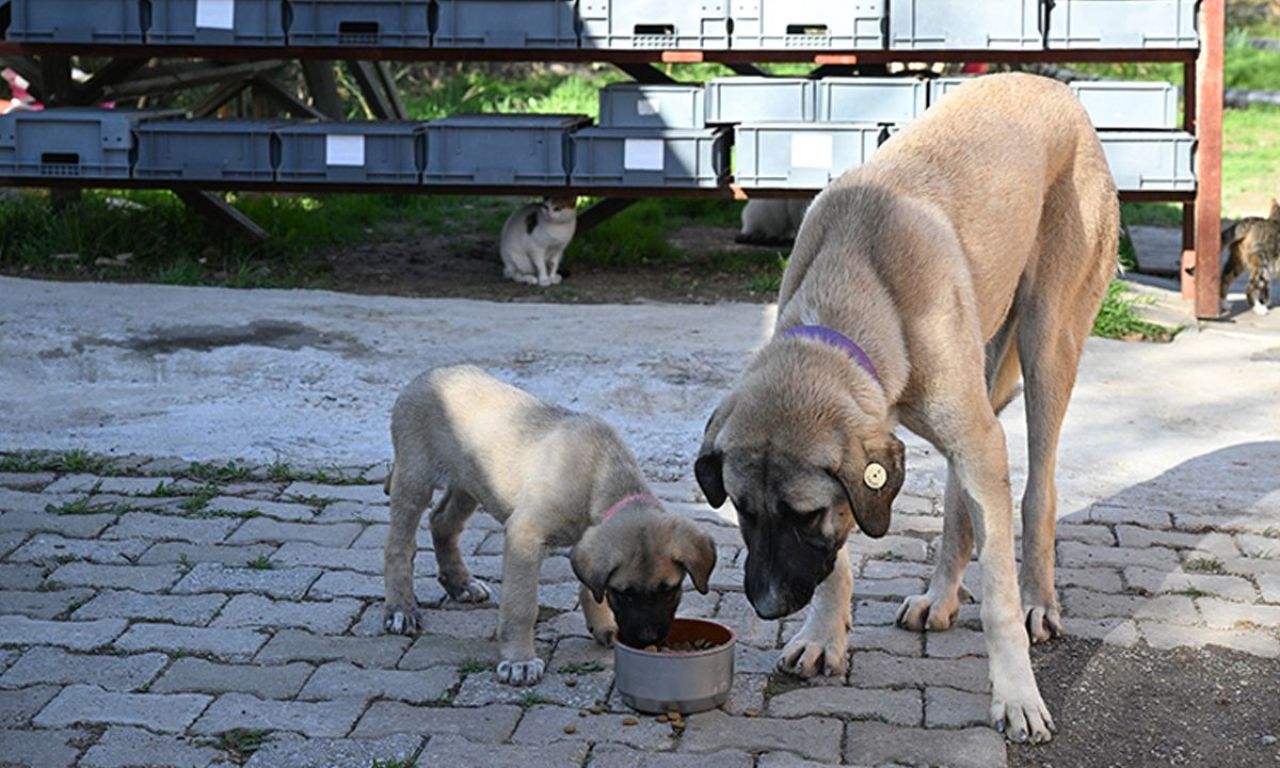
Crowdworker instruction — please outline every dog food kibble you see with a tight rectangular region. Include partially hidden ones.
[644,645,659,653]
[578,711,588,718]
[565,678,577,688]
[590,705,603,715]
[563,725,577,734]
[743,709,759,718]
[656,714,669,723]
[641,638,720,653]
[622,717,639,726]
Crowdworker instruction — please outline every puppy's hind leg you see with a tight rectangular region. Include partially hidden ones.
[384,466,434,635]
[431,489,490,603]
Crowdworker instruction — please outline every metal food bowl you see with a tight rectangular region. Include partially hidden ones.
[613,617,736,714]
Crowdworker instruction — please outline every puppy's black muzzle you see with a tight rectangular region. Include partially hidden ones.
[609,588,681,648]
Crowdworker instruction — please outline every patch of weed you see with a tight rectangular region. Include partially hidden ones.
[217,728,271,765]
[457,657,492,676]
[186,461,253,483]
[246,554,273,571]
[1092,280,1180,342]
[556,661,605,675]
[1185,558,1225,574]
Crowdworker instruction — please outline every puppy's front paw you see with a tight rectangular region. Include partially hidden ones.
[991,678,1055,744]
[588,621,616,647]
[897,590,960,632]
[777,625,848,678]
[383,605,422,635]
[496,658,545,686]
[442,577,492,604]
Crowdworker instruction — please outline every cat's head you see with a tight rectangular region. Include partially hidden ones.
[542,197,578,223]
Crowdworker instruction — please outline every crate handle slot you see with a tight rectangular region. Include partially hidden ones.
[786,24,829,36]
[41,152,80,165]
[634,24,675,36]
[339,21,380,35]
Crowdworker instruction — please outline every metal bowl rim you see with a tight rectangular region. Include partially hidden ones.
[614,617,737,659]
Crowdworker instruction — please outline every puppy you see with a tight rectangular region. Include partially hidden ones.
[383,365,716,686]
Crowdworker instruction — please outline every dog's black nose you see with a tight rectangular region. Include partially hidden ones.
[748,586,797,620]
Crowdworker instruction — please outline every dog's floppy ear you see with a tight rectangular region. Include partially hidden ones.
[694,400,734,508]
[570,526,617,603]
[671,518,717,594]
[832,433,905,538]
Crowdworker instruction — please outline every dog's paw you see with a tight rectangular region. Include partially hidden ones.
[496,658,545,687]
[896,591,960,632]
[442,577,492,604]
[588,622,616,647]
[383,606,422,635]
[549,273,563,285]
[1253,303,1270,316]
[991,679,1055,744]
[777,628,848,678]
[1023,603,1065,644]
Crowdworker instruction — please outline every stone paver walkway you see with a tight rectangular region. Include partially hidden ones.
[1,450,1277,767]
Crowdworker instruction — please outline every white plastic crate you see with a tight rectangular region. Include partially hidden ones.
[570,127,728,187]
[1069,81,1180,129]
[888,0,1044,50]
[135,120,277,182]
[598,84,706,130]
[730,0,886,50]
[148,0,286,45]
[735,123,885,188]
[433,0,578,48]
[1098,131,1195,192]
[816,77,928,124]
[580,0,730,50]
[704,77,817,124]
[277,122,426,184]
[1047,0,1198,49]
[423,114,589,185]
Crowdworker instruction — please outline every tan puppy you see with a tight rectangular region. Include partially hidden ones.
[695,73,1118,742]
[383,365,716,686]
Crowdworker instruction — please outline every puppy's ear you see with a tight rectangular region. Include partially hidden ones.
[833,433,905,539]
[570,526,616,604]
[671,518,717,594]
[694,399,734,508]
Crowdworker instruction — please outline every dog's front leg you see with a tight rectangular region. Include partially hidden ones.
[777,544,852,678]
[495,517,546,686]
[580,585,616,646]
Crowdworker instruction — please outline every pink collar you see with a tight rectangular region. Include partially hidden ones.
[603,493,660,521]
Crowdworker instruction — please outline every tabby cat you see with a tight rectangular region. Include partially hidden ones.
[1221,198,1280,315]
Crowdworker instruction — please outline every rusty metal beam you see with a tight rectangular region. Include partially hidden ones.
[1193,0,1224,319]
[250,76,326,119]
[301,60,344,119]
[576,198,639,234]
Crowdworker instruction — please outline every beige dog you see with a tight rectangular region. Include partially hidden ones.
[695,73,1117,742]
[383,365,716,685]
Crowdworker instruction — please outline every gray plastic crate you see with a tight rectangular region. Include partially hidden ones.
[8,0,143,43]
[580,0,730,49]
[731,0,886,50]
[927,76,974,105]
[1098,131,1195,192]
[1069,81,1179,129]
[148,0,286,45]
[277,122,426,184]
[888,0,1043,50]
[288,0,430,47]
[135,120,276,182]
[735,123,885,187]
[598,84,706,129]
[0,109,161,179]
[424,114,589,185]
[434,0,577,48]
[816,77,928,123]
[1048,0,1197,49]
[705,77,817,124]
[571,127,728,187]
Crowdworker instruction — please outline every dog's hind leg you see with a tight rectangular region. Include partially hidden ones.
[431,489,490,603]
[383,465,435,635]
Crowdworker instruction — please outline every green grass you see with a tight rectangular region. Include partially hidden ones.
[216,728,271,765]
[1092,280,1179,342]
[266,460,370,486]
[1185,557,1225,574]
[246,554,273,571]
[457,657,492,676]
[186,461,253,483]
[1224,105,1280,216]
[45,494,131,516]
[371,760,417,768]
[0,449,114,475]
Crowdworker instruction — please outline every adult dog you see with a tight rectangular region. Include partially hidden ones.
[694,73,1117,742]
[384,365,716,686]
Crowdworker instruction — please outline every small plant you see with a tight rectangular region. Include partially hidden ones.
[1185,557,1225,574]
[186,460,253,483]
[57,449,113,475]
[877,550,905,562]
[178,485,220,516]
[177,552,193,575]
[45,495,128,516]
[518,692,547,708]
[217,728,271,765]
[246,554,273,571]
[53,554,80,564]
[143,481,184,498]
[457,657,491,676]
[0,453,44,472]
[1172,586,1209,599]
[372,760,417,768]
[1092,280,1180,342]
[556,661,604,675]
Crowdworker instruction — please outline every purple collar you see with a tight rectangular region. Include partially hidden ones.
[783,324,879,382]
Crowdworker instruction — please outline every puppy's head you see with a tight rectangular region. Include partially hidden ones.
[693,345,904,619]
[571,505,716,648]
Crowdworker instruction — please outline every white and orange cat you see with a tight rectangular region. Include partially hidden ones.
[499,197,577,287]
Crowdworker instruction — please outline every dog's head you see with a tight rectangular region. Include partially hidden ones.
[570,505,716,647]
[693,345,904,619]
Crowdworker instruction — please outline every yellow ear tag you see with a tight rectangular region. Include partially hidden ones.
[863,462,887,490]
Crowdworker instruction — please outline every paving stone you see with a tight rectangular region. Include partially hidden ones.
[48,562,182,592]
[312,501,391,525]
[297,660,454,704]
[1173,513,1277,535]
[421,734,586,768]
[49,476,180,497]
[890,514,945,534]
[0,649,18,673]
[453,669,609,708]
[0,683,60,726]
[306,570,445,606]
[255,629,409,668]
[136,543,277,569]
[0,647,166,691]
[212,594,361,635]
[1057,541,1180,570]
[115,622,268,662]
[757,752,858,768]
[0,472,56,491]
[721,672,767,716]
[0,487,74,514]
[536,610,596,644]
[1237,534,1280,559]
[862,560,933,579]
[0,530,29,558]
[415,607,499,640]
[34,684,211,733]
[42,474,109,494]
[0,510,117,538]
[1116,525,1239,556]
[0,616,127,650]
[679,708,842,763]
[271,542,381,572]
[1138,621,1280,657]
[1084,505,1172,527]
[349,524,389,549]
[513,704,675,750]
[1058,566,1123,593]
[592,744,751,768]
[226,518,359,546]
[242,733,424,768]
[0,588,95,619]
[0,727,83,768]
[399,634,502,670]
[1197,597,1280,629]
[734,643,786,675]
[716,592,780,648]
[217,480,287,499]
[857,577,927,600]
[848,651,990,693]
[172,563,322,600]
[0,563,47,590]
[1125,567,1257,601]
[1220,556,1280,578]
[72,589,228,625]
[281,482,387,504]
[192,693,366,738]
[854,599,903,627]
[103,512,240,545]
[352,701,521,742]
[924,627,987,658]
[925,686,990,728]
[151,658,313,699]
[768,685,922,725]
[1065,617,1140,646]
[206,496,316,522]
[8,533,150,564]
[846,535,930,562]
[1055,523,1116,546]
[1061,588,1199,625]
[843,722,1007,768]
[79,726,222,768]
[1259,574,1280,603]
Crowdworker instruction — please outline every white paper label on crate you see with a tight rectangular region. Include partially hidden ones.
[195,0,235,30]
[325,135,365,167]
[636,98,661,117]
[624,139,665,171]
[791,134,833,168]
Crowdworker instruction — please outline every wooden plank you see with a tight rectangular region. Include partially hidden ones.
[576,198,638,233]
[174,190,269,243]
[613,62,677,85]
[191,77,253,118]
[249,76,326,119]
[346,59,396,119]
[75,58,148,105]
[99,60,284,101]
[374,61,408,120]
[1193,0,1224,319]
[1180,59,1197,301]
[301,60,344,119]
